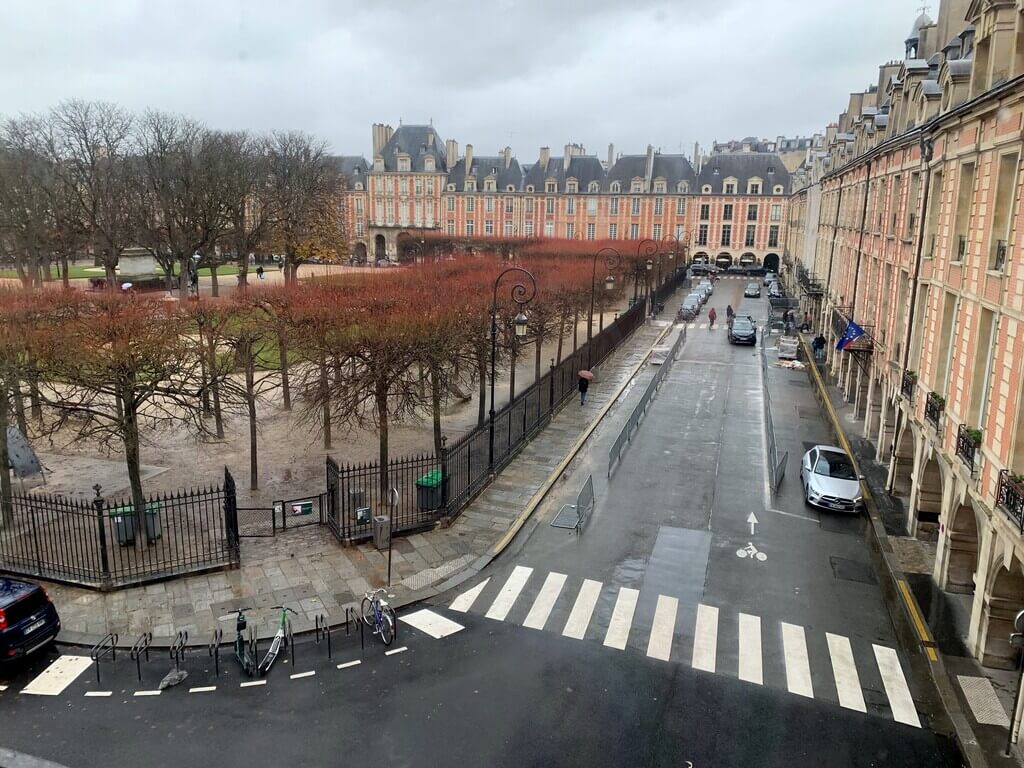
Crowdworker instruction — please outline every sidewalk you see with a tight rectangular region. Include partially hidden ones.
[805,337,1021,768]
[47,311,675,648]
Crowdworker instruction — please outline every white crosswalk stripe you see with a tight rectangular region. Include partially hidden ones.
[450,577,490,613]
[646,595,677,661]
[737,613,763,685]
[563,579,602,639]
[485,566,532,621]
[21,656,92,696]
[523,572,567,630]
[604,588,640,650]
[827,632,866,713]
[873,644,921,728]
[781,622,813,698]
[692,603,718,672]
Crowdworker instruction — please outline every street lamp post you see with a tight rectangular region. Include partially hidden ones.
[645,258,654,314]
[488,266,537,474]
[636,239,658,312]
[588,247,621,368]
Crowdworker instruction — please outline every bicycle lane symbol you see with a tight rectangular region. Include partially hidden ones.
[735,542,767,562]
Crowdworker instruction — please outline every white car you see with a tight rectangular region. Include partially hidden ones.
[800,445,863,512]
[697,279,714,295]
[763,271,778,286]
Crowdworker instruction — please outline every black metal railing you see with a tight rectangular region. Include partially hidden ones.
[326,297,650,544]
[925,392,945,431]
[0,472,239,590]
[956,235,967,262]
[993,239,1008,272]
[901,370,917,401]
[997,470,1024,531]
[956,424,982,474]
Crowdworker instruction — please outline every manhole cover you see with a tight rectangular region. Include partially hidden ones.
[829,556,878,585]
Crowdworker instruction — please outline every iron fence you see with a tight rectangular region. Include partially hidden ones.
[997,470,1024,532]
[326,298,649,544]
[0,470,240,590]
[760,339,787,493]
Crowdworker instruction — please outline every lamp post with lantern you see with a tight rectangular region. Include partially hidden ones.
[587,247,622,368]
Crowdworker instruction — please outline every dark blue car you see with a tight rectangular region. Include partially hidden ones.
[0,577,61,662]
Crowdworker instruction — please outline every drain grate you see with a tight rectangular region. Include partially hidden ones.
[551,504,581,530]
[829,556,878,585]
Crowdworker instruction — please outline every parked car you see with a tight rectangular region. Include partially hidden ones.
[678,295,702,321]
[697,278,714,296]
[768,283,785,299]
[743,282,761,298]
[800,446,863,512]
[728,315,757,345]
[763,271,778,286]
[690,263,719,277]
[695,285,712,302]
[0,577,61,663]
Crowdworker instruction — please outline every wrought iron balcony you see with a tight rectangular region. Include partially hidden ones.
[924,392,944,431]
[956,235,967,262]
[993,240,1008,272]
[901,370,917,401]
[997,470,1024,531]
[956,423,982,474]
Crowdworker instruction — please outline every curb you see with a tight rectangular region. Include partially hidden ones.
[800,336,987,768]
[56,319,677,652]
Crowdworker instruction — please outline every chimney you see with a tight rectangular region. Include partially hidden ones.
[465,143,474,174]
[607,143,615,169]
[503,146,512,169]
[644,144,655,191]
[539,146,550,172]
[446,139,458,169]
[564,143,572,172]
[384,124,394,145]
[372,123,383,157]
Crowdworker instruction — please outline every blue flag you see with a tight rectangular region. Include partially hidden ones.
[836,320,865,351]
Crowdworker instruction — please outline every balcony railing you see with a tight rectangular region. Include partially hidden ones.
[992,240,1008,272]
[901,370,917,401]
[998,470,1024,531]
[956,235,967,262]
[924,392,945,432]
[956,423,982,474]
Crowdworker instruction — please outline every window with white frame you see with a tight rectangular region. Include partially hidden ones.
[466,220,474,235]
[724,182,736,194]
[747,204,758,221]
[546,197,555,215]
[414,201,423,225]
[697,224,708,245]
[525,197,535,213]
[676,198,685,216]
[385,200,394,224]
[588,182,599,193]
[768,225,779,247]
[745,225,756,246]
[447,183,455,191]
[609,223,618,239]
[447,221,455,235]
[525,220,534,236]
[504,197,513,213]
[747,178,762,194]
[466,179,476,192]
[355,198,363,214]
[566,180,578,193]
[446,196,455,212]
[629,223,640,238]
[425,158,435,173]
[504,220,514,236]
[631,197,641,215]
[773,185,784,194]
[587,223,596,240]
[545,181,557,193]
[653,224,662,240]
[399,177,408,194]
[675,224,684,238]
[485,220,494,235]
[654,197,664,215]
[770,204,781,222]
[699,203,710,220]
[544,221,554,236]
[355,222,364,236]
[466,196,475,213]
[566,223,575,238]
[587,197,597,215]
[398,157,410,172]
[654,180,666,193]
[385,177,394,194]
[415,178,423,196]
[677,181,689,193]
[484,179,496,191]
[723,204,733,221]
[702,184,711,193]
[485,196,494,213]
[721,224,732,246]
[567,197,576,214]
[610,181,621,193]
[526,185,535,192]
[631,179,643,192]
[610,197,620,215]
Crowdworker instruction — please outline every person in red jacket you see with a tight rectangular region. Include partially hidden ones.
[708,307,717,328]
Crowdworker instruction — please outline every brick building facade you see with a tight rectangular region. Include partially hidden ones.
[785,0,1024,674]
[336,123,791,272]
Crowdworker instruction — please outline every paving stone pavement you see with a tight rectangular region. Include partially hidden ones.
[46,314,673,647]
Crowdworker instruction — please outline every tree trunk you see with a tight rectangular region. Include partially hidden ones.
[27,365,42,423]
[245,352,258,490]
[199,335,212,416]
[60,253,70,289]
[0,379,12,525]
[476,347,487,427]
[206,333,224,438]
[320,359,331,450]
[376,379,390,497]
[121,391,147,543]
[178,255,189,300]
[237,249,248,287]
[430,363,444,458]
[104,261,117,289]
[12,382,28,438]
[210,265,220,297]
[279,329,291,410]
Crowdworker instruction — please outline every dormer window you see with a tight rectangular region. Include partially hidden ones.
[424,157,435,172]
[354,182,364,191]
[398,157,410,172]
[677,181,689,193]
[465,180,476,192]
[588,181,599,193]
[506,185,516,192]
[566,180,578,193]
[374,158,384,171]
[610,181,621,193]
[702,184,712,193]
[630,179,643,193]
[773,185,784,194]
[653,180,667,193]
[447,183,455,191]
[724,182,736,194]
[545,181,557,193]
[485,179,496,191]
[526,185,535,193]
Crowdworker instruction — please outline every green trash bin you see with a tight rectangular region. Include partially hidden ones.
[415,469,447,511]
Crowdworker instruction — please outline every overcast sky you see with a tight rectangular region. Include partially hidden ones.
[2,0,921,160]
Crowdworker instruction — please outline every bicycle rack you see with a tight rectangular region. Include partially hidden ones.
[89,632,118,685]
[209,629,223,677]
[129,632,153,682]
[170,630,188,672]
[315,614,332,660]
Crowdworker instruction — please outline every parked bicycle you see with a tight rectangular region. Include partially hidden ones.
[258,605,297,675]
[218,608,257,677]
[360,588,397,647]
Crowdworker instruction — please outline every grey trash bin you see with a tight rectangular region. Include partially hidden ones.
[144,501,162,541]
[372,515,391,551]
[111,506,136,546]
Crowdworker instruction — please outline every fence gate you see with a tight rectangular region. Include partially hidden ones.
[236,506,276,537]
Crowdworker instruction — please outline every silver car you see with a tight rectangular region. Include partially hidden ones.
[800,445,863,512]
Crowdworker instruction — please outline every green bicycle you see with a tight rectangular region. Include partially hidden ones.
[258,605,297,675]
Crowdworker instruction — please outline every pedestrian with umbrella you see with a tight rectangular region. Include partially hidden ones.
[578,370,593,406]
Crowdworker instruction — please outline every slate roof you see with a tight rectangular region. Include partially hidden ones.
[947,59,972,77]
[332,155,370,188]
[377,125,447,172]
[603,153,697,192]
[921,79,942,97]
[696,154,791,195]
[563,156,606,191]
[446,155,524,191]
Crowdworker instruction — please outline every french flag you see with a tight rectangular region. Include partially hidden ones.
[836,320,865,351]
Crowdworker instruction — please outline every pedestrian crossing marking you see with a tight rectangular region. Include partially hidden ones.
[384,646,408,656]
[290,671,315,680]
[604,588,640,650]
[134,690,161,697]
[189,686,216,693]
[240,680,266,688]
[400,608,465,639]
[83,691,111,697]
[485,566,532,621]
[21,655,92,696]
[781,622,813,698]
[827,632,866,713]
[738,613,763,685]
[523,572,567,630]
[337,660,361,670]
[873,644,920,728]
[692,604,718,672]
[563,579,602,640]
[646,595,678,661]
[450,578,490,613]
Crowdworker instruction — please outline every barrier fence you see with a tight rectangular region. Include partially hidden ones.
[608,323,688,476]
[327,298,649,544]
[760,340,788,493]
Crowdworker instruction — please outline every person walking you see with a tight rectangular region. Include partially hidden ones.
[812,334,827,361]
[726,305,734,329]
[708,307,717,329]
[578,374,590,406]
[256,265,265,280]
[801,311,812,333]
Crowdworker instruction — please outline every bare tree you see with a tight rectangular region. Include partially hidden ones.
[218,132,274,288]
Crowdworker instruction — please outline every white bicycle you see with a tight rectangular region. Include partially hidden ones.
[736,543,767,561]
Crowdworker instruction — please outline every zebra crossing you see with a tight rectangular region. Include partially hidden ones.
[449,565,923,728]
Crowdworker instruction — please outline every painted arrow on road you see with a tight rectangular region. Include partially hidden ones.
[747,512,759,536]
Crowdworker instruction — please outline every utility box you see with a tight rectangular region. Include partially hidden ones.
[372,515,391,551]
